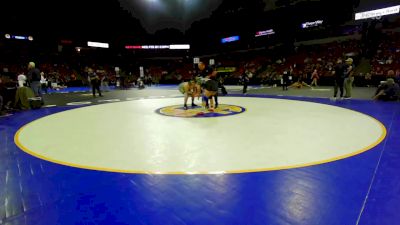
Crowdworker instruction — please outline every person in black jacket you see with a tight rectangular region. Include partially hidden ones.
[88,68,102,97]
[0,76,14,115]
[27,62,42,98]
[332,59,346,99]
[241,71,250,94]
[282,70,290,91]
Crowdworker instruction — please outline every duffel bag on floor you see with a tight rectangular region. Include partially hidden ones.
[28,97,43,109]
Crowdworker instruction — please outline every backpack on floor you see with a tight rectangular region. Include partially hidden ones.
[28,97,42,109]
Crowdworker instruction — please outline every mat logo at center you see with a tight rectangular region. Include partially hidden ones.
[156,104,246,118]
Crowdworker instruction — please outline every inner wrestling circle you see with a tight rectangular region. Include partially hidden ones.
[156,104,246,118]
[15,97,386,174]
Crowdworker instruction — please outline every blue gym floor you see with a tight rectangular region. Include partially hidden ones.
[0,94,399,225]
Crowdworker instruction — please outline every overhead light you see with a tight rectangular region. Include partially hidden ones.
[4,34,34,40]
[255,29,275,37]
[301,20,324,29]
[221,36,240,44]
[14,36,27,40]
[125,45,142,49]
[355,5,400,20]
[169,44,190,50]
[125,44,190,50]
[87,41,109,48]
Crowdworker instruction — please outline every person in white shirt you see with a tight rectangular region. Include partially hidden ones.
[18,74,27,87]
[40,72,48,94]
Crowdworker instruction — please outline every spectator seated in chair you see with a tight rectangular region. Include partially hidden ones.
[373,78,400,101]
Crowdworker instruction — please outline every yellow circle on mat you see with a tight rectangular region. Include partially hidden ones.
[15,97,386,174]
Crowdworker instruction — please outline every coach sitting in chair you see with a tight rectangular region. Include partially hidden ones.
[373,78,400,101]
